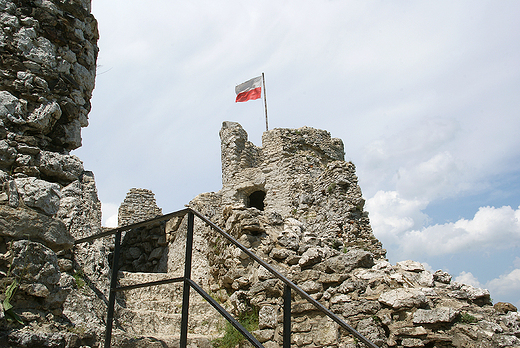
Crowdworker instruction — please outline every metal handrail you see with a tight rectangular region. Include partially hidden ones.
[74,207,379,348]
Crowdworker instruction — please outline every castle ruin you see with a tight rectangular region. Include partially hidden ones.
[0,1,519,347]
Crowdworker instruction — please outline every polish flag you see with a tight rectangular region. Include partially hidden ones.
[235,76,262,102]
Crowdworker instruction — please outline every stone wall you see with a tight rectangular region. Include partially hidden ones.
[0,1,109,347]
[118,188,167,273]
[219,121,384,258]
[118,188,162,227]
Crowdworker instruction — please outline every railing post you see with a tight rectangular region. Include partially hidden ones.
[283,284,291,348]
[180,211,195,348]
[104,230,122,348]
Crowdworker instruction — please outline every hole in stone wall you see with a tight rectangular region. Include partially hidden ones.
[248,190,266,211]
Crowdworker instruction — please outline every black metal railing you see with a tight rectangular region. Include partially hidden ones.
[74,207,379,348]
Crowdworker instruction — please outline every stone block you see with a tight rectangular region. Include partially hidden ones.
[378,288,428,309]
[0,205,73,251]
[413,307,458,324]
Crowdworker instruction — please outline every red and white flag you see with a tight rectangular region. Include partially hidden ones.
[235,76,262,102]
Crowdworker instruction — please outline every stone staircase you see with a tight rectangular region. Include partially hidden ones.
[113,272,225,347]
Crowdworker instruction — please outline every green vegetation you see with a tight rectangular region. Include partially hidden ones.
[212,308,259,348]
[458,313,477,324]
[327,183,336,194]
[3,278,23,324]
[73,269,86,289]
[2,241,23,325]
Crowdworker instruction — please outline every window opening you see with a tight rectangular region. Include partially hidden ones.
[248,191,266,211]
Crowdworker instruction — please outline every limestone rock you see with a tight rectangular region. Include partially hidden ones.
[396,260,425,272]
[494,302,517,314]
[378,288,428,309]
[11,240,61,287]
[0,205,73,250]
[14,176,61,215]
[258,305,278,329]
[39,151,84,183]
[413,307,459,324]
[318,248,374,273]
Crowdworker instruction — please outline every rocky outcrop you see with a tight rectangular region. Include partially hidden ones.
[0,1,107,347]
[0,0,98,155]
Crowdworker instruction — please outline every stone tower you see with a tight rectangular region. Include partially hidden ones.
[217,121,385,258]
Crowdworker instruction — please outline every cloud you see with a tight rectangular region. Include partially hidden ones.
[368,191,520,259]
[486,268,520,306]
[401,205,520,257]
[366,191,429,244]
[455,271,482,288]
[397,151,470,201]
[101,202,119,228]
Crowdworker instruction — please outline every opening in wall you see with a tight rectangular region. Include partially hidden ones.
[248,190,266,211]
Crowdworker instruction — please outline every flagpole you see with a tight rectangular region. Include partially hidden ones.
[262,72,268,131]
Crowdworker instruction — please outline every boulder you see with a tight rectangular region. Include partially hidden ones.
[0,205,74,251]
[378,288,428,309]
[396,260,425,272]
[14,176,61,215]
[39,151,84,183]
[494,302,518,314]
[413,307,459,324]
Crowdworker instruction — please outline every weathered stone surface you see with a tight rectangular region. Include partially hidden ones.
[413,307,459,324]
[118,188,162,226]
[0,139,17,167]
[378,288,428,309]
[397,260,425,272]
[448,282,491,303]
[14,176,61,215]
[0,205,73,250]
[318,248,374,273]
[11,240,60,286]
[259,305,278,329]
[356,317,388,347]
[298,246,322,268]
[494,302,518,314]
[39,151,84,183]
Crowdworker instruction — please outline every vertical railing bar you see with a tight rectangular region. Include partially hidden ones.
[187,279,264,348]
[104,230,122,348]
[180,211,195,348]
[283,284,291,348]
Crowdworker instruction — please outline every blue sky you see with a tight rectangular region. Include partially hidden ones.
[75,0,520,307]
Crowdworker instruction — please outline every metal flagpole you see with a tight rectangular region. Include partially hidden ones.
[262,72,268,131]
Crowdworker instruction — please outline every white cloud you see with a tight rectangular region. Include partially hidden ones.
[366,191,429,245]
[368,192,520,259]
[514,257,520,269]
[486,269,520,306]
[397,151,470,201]
[101,202,119,228]
[400,205,520,257]
[455,271,483,288]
